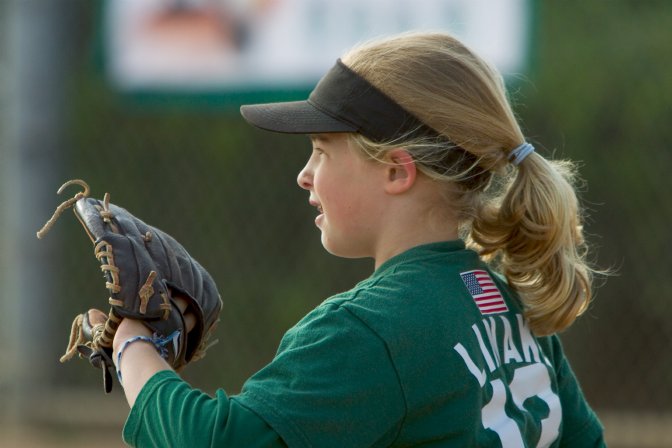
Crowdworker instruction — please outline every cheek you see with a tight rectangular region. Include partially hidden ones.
[314,160,379,223]
[313,171,338,204]
[323,185,370,229]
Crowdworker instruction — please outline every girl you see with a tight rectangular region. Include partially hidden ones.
[114,32,605,447]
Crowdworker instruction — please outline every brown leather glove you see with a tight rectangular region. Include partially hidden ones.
[38,180,223,392]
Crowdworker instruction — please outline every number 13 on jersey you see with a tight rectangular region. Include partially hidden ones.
[454,314,562,447]
[481,363,561,447]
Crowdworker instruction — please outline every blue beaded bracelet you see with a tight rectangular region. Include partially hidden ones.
[116,330,181,384]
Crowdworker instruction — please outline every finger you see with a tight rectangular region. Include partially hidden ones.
[82,308,111,345]
[173,294,189,313]
[184,312,196,333]
[86,308,108,326]
[172,294,196,333]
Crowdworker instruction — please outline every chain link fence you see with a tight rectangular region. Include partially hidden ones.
[2,0,671,446]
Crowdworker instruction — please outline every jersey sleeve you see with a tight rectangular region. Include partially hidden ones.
[234,302,407,448]
[123,370,288,447]
[545,335,606,447]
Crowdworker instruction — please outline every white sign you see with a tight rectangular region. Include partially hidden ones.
[105,0,531,91]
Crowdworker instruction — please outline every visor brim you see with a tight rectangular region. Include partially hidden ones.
[240,101,357,135]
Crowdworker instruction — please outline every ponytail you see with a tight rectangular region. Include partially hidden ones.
[470,152,592,335]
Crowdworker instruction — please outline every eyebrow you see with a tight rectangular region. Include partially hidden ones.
[308,133,330,143]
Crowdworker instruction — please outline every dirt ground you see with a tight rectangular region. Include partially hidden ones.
[3,425,125,448]
[2,409,672,447]
[2,389,129,448]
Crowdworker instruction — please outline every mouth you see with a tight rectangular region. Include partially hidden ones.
[309,199,323,214]
[309,199,324,226]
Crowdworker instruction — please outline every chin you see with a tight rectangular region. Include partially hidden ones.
[320,234,370,260]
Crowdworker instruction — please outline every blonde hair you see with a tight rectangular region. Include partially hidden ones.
[342,32,595,336]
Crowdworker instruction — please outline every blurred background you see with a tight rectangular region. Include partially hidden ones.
[1,0,670,446]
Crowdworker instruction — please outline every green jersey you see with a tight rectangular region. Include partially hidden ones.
[123,241,604,447]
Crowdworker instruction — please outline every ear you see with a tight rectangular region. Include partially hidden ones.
[384,149,417,195]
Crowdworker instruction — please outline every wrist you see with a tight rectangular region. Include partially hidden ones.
[113,318,152,353]
[114,331,180,384]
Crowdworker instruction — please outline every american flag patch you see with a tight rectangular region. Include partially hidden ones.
[460,270,509,315]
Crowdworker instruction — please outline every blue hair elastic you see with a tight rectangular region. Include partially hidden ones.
[509,142,535,166]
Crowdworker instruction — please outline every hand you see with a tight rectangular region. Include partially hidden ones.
[110,293,200,407]
[112,293,197,354]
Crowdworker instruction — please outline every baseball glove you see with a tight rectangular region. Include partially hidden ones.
[37,179,222,393]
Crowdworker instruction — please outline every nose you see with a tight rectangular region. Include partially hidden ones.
[297,163,313,191]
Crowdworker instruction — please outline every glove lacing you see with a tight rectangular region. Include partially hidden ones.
[37,179,125,359]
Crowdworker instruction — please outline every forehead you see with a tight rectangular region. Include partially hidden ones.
[309,133,330,143]
[308,133,350,144]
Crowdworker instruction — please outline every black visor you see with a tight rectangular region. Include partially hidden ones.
[240,59,438,143]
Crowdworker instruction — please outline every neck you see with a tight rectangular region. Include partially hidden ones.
[373,213,459,270]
